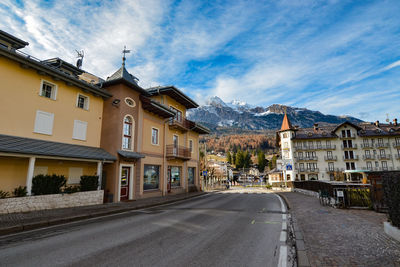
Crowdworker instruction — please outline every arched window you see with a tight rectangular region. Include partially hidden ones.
[122,116,134,150]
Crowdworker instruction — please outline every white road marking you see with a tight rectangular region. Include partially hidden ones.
[282,214,287,221]
[278,245,288,267]
[280,231,287,242]
[282,222,287,230]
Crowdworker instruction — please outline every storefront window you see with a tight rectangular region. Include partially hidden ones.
[169,166,181,187]
[143,165,160,190]
[188,167,195,185]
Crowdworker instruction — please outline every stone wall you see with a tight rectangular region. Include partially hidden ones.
[0,190,104,214]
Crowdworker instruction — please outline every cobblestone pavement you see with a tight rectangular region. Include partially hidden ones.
[281,192,400,267]
[0,191,205,235]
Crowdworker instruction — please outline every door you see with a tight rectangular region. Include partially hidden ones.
[120,167,130,201]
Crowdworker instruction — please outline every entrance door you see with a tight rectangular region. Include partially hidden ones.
[120,167,130,201]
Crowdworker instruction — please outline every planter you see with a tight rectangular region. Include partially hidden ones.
[384,222,400,243]
[0,190,104,214]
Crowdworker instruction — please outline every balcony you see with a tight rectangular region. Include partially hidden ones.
[295,156,318,161]
[340,133,356,139]
[375,143,389,148]
[295,144,336,151]
[341,144,358,149]
[343,155,359,161]
[168,117,192,132]
[166,145,191,160]
[377,154,391,160]
[395,154,400,160]
[297,168,319,173]
[361,143,374,149]
[360,166,394,171]
[324,155,337,161]
[393,142,400,148]
[362,154,376,160]
[325,167,343,172]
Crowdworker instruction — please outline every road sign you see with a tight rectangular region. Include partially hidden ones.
[203,171,207,176]
[337,190,344,197]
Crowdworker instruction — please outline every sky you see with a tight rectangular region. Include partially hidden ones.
[1,0,400,122]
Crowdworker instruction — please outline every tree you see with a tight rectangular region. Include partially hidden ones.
[257,152,267,172]
[235,150,244,168]
[268,155,277,170]
[227,152,232,164]
[243,151,252,168]
[232,152,236,166]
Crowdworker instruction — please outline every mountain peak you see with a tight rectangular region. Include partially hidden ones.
[206,96,227,107]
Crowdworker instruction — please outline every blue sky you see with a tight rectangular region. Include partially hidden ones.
[1,0,400,122]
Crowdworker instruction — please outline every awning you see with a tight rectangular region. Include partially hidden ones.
[117,150,145,159]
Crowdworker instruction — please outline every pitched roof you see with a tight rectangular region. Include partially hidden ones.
[146,86,199,109]
[0,29,29,49]
[101,65,150,96]
[0,134,116,161]
[280,113,293,131]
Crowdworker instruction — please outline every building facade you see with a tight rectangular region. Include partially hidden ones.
[278,113,400,182]
[0,30,115,194]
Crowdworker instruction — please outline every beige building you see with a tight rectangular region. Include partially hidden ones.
[0,30,115,194]
[278,113,400,182]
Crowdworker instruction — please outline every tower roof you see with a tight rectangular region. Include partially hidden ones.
[280,112,293,131]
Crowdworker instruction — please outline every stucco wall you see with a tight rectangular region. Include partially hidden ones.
[0,190,104,214]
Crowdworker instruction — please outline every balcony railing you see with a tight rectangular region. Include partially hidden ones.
[297,168,319,173]
[340,133,356,139]
[393,142,400,148]
[295,144,336,150]
[166,145,191,160]
[375,143,389,148]
[362,154,376,160]
[377,154,391,160]
[324,155,337,161]
[361,143,374,149]
[341,144,358,149]
[295,156,318,161]
[325,167,343,172]
[343,155,359,160]
[360,166,394,171]
[168,117,192,132]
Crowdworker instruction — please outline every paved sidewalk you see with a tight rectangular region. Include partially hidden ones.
[0,191,206,236]
[280,192,400,267]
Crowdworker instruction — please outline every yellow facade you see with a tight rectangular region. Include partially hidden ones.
[0,57,103,147]
[141,112,165,155]
[0,156,28,192]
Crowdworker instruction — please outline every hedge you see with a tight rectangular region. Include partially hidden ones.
[32,174,66,195]
[382,172,400,228]
[80,175,99,191]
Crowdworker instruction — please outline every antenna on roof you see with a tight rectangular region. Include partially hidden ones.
[122,45,131,67]
[386,113,390,123]
[75,50,84,69]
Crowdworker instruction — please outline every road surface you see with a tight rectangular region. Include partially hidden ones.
[0,190,287,267]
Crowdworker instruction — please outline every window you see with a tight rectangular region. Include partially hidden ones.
[143,165,160,190]
[169,166,181,187]
[68,167,83,184]
[328,162,334,171]
[76,94,89,110]
[377,138,383,146]
[344,150,354,159]
[379,149,385,156]
[122,116,133,150]
[34,110,54,135]
[346,130,351,137]
[283,133,288,138]
[151,128,159,145]
[173,135,178,155]
[188,167,195,185]
[189,139,193,153]
[298,152,303,159]
[316,141,321,149]
[299,163,304,171]
[341,130,346,138]
[124,97,136,107]
[366,161,372,170]
[326,140,331,148]
[170,106,182,122]
[308,141,313,149]
[327,151,332,159]
[346,162,356,170]
[382,161,388,171]
[396,138,400,146]
[72,120,88,140]
[343,140,353,148]
[40,80,57,100]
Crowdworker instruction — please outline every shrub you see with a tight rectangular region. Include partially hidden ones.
[80,175,99,191]
[32,174,66,195]
[13,186,27,197]
[63,185,80,194]
[0,190,10,199]
[382,173,400,228]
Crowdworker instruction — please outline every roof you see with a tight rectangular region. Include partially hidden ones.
[280,113,294,131]
[117,150,145,159]
[42,57,84,76]
[0,134,116,161]
[190,121,211,134]
[146,86,199,109]
[332,121,362,132]
[101,65,150,96]
[0,46,112,98]
[140,95,176,118]
[0,30,29,49]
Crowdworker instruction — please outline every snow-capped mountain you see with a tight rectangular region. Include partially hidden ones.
[187,96,362,132]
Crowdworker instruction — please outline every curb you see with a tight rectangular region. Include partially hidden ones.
[276,192,311,267]
[0,192,207,236]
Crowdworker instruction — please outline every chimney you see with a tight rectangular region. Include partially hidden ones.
[394,118,398,126]
[375,120,379,127]
[313,123,319,132]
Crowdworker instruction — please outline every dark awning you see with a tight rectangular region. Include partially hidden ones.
[0,134,116,161]
[118,150,145,159]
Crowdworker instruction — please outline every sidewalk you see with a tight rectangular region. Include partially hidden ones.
[280,192,400,267]
[0,191,206,236]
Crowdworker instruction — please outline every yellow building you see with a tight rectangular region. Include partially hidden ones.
[0,30,115,194]
[100,63,210,202]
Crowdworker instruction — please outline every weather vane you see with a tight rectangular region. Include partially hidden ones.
[122,46,131,66]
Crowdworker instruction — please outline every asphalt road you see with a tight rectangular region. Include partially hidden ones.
[0,191,286,267]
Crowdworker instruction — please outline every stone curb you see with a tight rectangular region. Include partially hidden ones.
[0,192,207,236]
[276,192,311,267]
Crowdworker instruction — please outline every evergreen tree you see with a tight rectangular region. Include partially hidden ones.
[257,152,267,172]
[227,152,232,164]
[235,150,244,168]
[232,152,236,166]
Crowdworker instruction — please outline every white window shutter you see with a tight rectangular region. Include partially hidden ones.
[34,111,54,135]
[68,167,83,184]
[72,120,88,141]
